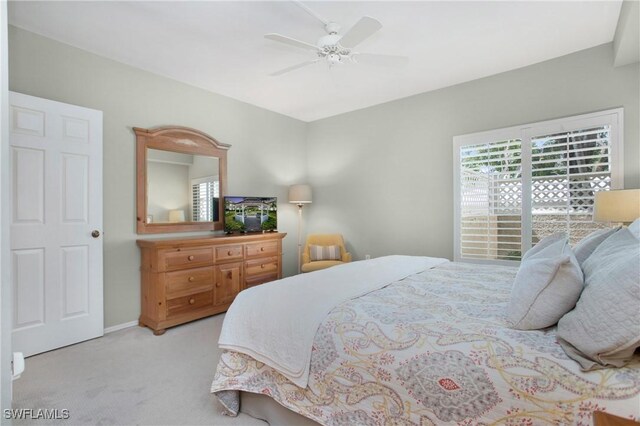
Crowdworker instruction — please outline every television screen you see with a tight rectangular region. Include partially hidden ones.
[224,196,277,233]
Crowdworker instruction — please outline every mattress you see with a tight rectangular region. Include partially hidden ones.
[211,262,640,425]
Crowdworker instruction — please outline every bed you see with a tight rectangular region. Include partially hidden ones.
[211,259,640,425]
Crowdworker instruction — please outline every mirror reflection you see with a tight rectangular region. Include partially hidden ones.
[146,148,219,224]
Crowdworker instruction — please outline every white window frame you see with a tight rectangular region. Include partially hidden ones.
[453,108,624,265]
[191,175,219,222]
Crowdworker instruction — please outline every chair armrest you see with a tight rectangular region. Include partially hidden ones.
[302,253,311,264]
[342,252,352,263]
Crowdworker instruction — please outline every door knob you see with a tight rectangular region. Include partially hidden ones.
[91,230,101,238]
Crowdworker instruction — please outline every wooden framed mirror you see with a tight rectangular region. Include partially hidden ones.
[135,126,230,234]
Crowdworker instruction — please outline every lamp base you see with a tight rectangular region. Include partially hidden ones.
[297,204,303,274]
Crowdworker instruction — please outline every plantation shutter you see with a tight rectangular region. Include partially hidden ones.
[454,109,622,264]
[192,179,219,222]
[459,139,523,261]
[530,125,613,246]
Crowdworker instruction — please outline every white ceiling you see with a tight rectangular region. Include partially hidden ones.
[9,1,622,122]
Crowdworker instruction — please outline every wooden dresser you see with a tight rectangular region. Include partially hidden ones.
[137,232,286,335]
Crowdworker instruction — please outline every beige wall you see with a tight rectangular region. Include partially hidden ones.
[147,162,190,223]
[8,26,308,328]
[8,26,639,329]
[305,43,639,261]
[190,155,219,180]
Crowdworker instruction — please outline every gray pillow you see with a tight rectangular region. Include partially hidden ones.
[628,218,640,239]
[573,227,620,266]
[523,233,566,261]
[507,237,584,330]
[557,228,640,370]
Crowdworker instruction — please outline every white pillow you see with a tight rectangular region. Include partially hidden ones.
[557,228,640,370]
[573,227,619,266]
[309,244,342,261]
[507,236,584,330]
[522,233,565,261]
[628,218,640,239]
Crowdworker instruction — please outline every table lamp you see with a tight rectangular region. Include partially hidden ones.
[168,210,186,223]
[594,189,640,225]
[289,184,312,273]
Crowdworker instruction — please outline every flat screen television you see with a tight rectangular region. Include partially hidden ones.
[224,196,277,233]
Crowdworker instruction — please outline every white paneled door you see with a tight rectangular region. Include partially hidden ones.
[10,92,103,357]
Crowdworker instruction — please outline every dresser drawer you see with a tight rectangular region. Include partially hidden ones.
[162,247,214,271]
[245,256,278,277]
[165,267,214,298]
[137,233,286,335]
[245,272,278,288]
[215,244,243,262]
[245,241,278,259]
[166,290,214,318]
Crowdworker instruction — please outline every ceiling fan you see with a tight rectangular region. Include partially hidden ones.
[265,1,409,76]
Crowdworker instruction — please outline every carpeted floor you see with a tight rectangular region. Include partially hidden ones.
[12,314,266,425]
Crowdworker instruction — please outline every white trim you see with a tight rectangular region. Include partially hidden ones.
[453,108,624,265]
[0,0,12,410]
[520,131,533,257]
[191,175,217,186]
[104,321,138,334]
[611,109,624,190]
[453,126,521,265]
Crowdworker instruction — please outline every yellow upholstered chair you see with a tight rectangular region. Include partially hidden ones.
[301,234,352,273]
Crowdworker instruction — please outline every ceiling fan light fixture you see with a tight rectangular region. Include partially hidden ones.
[265,3,407,76]
[318,34,341,48]
[324,22,341,35]
[327,53,342,65]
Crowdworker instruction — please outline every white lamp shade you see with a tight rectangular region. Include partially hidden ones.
[288,184,312,204]
[168,209,186,223]
[594,189,640,223]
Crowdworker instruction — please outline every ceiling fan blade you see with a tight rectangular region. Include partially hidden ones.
[352,53,409,67]
[293,0,329,26]
[270,59,320,76]
[265,33,318,51]
[339,16,382,48]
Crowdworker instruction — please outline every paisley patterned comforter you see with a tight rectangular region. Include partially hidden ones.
[211,262,640,425]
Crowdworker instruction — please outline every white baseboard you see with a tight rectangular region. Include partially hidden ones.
[104,320,138,334]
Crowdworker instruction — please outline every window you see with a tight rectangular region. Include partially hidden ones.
[192,177,219,222]
[454,109,623,264]
[459,138,523,261]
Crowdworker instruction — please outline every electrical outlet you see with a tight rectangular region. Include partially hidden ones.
[365,254,371,260]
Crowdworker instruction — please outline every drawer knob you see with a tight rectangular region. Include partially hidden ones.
[226,271,232,280]
[261,264,265,269]
[227,250,233,256]
[215,282,221,288]
[187,255,195,261]
[188,276,195,282]
[260,247,265,252]
[189,298,195,305]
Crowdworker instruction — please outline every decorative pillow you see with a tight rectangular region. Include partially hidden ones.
[557,228,640,370]
[628,218,640,239]
[573,227,620,266]
[522,233,565,261]
[309,245,341,261]
[507,236,583,330]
